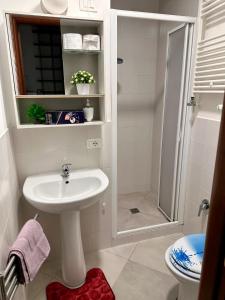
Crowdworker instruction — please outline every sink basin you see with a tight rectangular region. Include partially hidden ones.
[23,168,109,287]
[23,168,109,213]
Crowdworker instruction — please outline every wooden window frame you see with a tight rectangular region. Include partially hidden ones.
[9,14,60,95]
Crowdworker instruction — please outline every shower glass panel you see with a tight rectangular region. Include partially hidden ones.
[158,24,188,221]
[113,12,194,233]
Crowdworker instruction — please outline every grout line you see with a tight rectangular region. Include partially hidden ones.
[128,243,138,261]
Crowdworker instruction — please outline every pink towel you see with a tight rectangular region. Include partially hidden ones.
[8,219,50,284]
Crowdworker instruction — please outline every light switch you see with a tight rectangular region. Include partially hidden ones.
[80,0,97,12]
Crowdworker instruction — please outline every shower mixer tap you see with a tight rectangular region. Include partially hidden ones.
[198,199,210,217]
[187,96,197,107]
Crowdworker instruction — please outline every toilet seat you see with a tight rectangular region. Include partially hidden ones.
[168,234,205,280]
[165,247,199,284]
[169,253,200,280]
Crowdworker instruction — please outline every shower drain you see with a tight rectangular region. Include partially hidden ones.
[130,208,140,214]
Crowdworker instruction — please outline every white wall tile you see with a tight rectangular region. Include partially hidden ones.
[0,131,25,300]
[117,18,158,196]
[183,117,220,234]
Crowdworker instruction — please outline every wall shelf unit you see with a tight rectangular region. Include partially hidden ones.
[63,49,102,55]
[15,94,105,99]
[16,96,104,126]
[17,121,104,129]
[5,12,109,128]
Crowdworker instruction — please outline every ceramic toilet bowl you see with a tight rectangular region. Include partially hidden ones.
[165,234,205,300]
[165,247,200,300]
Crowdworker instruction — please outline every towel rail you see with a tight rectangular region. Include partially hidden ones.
[202,1,225,18]
[194,90,224,94]
[0,214,39,300]
[196,62,225,70]
[197,49,225,60]
[206,8,225,23]
[194,0,225,95]
[194,79,225,84]
[196,57,225,65]
[198,45,225,55]
[198,33,225,45]
[201,0,224,13]
[202,0,215,9]
[206,14,225,27]
[198,38,225,50]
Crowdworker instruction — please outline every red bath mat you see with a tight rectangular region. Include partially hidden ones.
[46,268,115,300]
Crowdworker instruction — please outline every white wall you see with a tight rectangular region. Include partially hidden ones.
[111,0,159,12]
[0,76,26,299]
[0,0,111,262]
[117,17,159,194]
[0,132,26,300]
[184,112,221,234]
[159,0,199,17]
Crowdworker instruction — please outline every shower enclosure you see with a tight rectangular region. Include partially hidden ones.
[111,10,195,234]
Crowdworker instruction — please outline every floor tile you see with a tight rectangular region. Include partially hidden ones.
[85,250,127,286]
[33,291,47,300]
[105,242,137,259]
[28,233,183,299]
[117,192,168,231]
[32,275,60,300]
[27,272,52,300]
[40,258,62,279]
[130,233,183,275]
[113,261,178,300]
[118,207,167,232]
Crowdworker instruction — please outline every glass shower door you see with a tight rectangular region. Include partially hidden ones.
[158,24,189,221]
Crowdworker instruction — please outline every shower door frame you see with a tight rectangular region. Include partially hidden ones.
[110,9,196,238]
[158,23,189,222]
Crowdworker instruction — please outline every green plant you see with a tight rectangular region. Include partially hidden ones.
[70,70,95,85]
[27,104,46,123]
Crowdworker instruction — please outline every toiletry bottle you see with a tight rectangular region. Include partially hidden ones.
[83,99,94,122]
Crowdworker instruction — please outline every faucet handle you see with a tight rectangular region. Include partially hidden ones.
[198,199,210,217]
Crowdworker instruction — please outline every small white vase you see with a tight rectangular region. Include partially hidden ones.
[76,84,90,95]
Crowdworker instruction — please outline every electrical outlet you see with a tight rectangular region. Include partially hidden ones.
[79,0,97,12]
[87,138,102,149]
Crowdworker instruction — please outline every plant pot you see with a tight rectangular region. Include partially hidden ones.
[76,84,90,95]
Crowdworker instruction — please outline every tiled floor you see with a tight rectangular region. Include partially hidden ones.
[117,192,168,232]
[27,233,182,300]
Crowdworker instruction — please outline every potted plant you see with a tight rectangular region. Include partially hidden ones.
[70,70,95,95]
[27,104,46,124]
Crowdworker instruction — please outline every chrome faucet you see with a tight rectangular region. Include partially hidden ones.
[61,163,72,178]
[198,199,210,217]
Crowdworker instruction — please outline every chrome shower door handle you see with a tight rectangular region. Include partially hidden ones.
[198,199,210,216]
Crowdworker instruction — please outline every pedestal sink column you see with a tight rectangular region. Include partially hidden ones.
[60,210,86,287]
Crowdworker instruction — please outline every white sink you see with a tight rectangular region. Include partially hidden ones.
[23,169,109,213]
[23,168,109,288]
